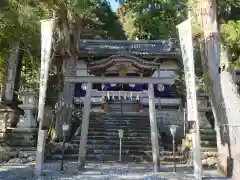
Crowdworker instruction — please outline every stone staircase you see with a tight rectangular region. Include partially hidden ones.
[200,128,218,168]
[184,127,218,168]
[51,112,154,162]
[50,112,187,164]
[0,128,37,163]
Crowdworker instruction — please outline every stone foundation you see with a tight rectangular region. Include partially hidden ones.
[0,109,37,163]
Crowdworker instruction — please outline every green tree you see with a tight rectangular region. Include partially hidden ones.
[117,0,187,39]
[0,0,50,94]
[0,0,125,93]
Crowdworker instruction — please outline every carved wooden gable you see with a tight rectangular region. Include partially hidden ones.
[88,55,158,76]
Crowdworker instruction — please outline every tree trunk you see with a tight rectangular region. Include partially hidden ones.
[218,47,240,179]
[199,40,230,176]
[199,1,240,177]
[55,57,76,140]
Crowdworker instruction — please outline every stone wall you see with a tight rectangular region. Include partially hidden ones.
[156,110,185,143]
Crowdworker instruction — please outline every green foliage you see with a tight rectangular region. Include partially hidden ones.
[117,0,188,40]
[0,0,47,92]
[221,21,240,63]
[0,0,125,92]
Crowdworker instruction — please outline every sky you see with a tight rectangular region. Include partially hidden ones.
[108,0,120,12]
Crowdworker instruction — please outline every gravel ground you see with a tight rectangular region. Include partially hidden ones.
[0,162,230,180]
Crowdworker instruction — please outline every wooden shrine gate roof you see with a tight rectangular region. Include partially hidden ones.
[78,39,181,58]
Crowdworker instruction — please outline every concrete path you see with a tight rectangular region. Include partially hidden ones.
[0,162,230,180]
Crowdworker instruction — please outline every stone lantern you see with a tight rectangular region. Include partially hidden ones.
[17,91,38,128]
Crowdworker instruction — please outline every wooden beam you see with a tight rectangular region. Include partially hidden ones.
[65,76,174,84]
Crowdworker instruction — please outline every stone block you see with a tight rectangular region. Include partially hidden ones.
[27,155,36,162]
[19,151,36,158]
[7,158,22,164]
[0,104,23,128]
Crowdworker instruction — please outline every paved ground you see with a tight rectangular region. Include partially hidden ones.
[0,162,230,180]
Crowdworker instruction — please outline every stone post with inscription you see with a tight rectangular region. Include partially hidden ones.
[2,42,23,105]
[177,18,202,180]
[0,42,24,128]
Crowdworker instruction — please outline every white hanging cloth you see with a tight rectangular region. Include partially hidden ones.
[124,91,127,100]
[118,91,121,100]
[130,92,133,100]
[107,91,110,100]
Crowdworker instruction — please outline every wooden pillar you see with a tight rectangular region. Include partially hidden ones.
[78,82,92,168]
[148,83,160,172]
[136,100,140,112]
[104,101,108,112]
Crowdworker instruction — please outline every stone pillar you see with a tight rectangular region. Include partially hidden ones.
[78,82,92,168]
[148,83,160,172]
[2,42,23,105]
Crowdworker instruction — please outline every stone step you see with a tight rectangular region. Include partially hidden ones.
[72,138,151,145]
[50,154,152,162]
[50,153,185,163]
[85,139,151,146]
[0,146,36,152]
[200,134,216,141]
[66,149,151,155]
[88,144,152,150]
[86,133,151,139]
[5,128,38,133]
[89,124,151,129]
[64,143,153,150]
[89,121,151,126]
[87,128,151,134]
[201,147,217,152]
[90,118,150,123]
[201,151,218,158]
[91,113,149,116]
[88,128,150,133]
[91,115,149,119]
[199,129,216,134]
[87,149,149,154]
[160,155,185,162]
[71,135,150,141]
[92,117,149,119]
[3,140,37,147]
[201,140,217,147]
